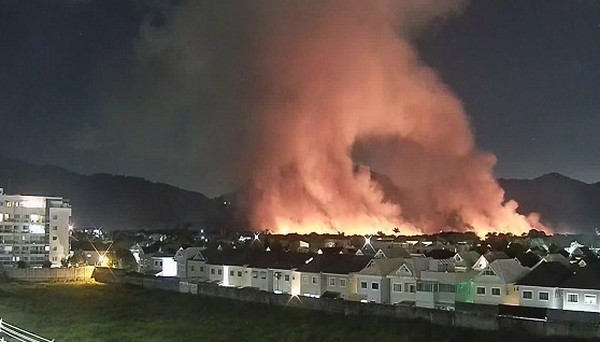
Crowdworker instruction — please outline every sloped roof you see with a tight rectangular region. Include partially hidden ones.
[516,261,573,287]
[484,251,510,262]
[175,247,205,261]
[489,259,529,283]
[515,251,543,268]
[454,251,480,267]
[392,257,430,277]
[426,249,455,260]
[297,254,372,275]
[543,253,570,266]
[375,247,410,259]
[358,258,406,276]
[561,263,600,290]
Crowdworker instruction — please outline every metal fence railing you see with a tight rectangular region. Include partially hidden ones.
[0,318,54,342]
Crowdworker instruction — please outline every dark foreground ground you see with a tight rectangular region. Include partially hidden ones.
[0,282,592,342]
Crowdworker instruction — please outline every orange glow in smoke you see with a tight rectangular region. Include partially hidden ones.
[241,0,550,237]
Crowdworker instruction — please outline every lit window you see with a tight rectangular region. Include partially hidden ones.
[371,282,379,290]
[584,294,597,305]
[522,291,533,299]
[329,277,336,286]
[539,292,549,301]
[476,286,486,295]
[393,283,402,292]
[491,288,501,296]
[567,293,579,303]
[340,278,346,287]
[360,281,367,289]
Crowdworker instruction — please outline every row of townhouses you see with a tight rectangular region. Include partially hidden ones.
[166,246,600,315]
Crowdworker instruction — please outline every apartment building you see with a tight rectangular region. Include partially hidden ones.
[0,188,71,267]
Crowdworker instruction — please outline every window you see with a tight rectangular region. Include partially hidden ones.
[393,283,402,292]
[199,266,204,272]
[417,282,434,293]
[52,246,57,251]
[439,284,457,293]
[483,269,495,276]
[329,277,336,286]
[261,272,267,280]
[491,287,501,296]
[360,281,368,289]
[53,226,57,231]
[252,271,258,279]
[217,269,222,275]
[539,292,549,301]
[371,282,379,290]
[302,275,308,284]
[211,268,215,275]
[52,215,58,220]
[408,284,416,293]
[340,278,346,287]
[52,236,57,241]
[159,261,163,267]
[230,270,234,276]
[238,271,242,277]
[476,286,486,295]
[522,290,533,299]
[284,274,290,282]
[311,276,318,284]
[567,293,579,303]
[584,294,597,305]
[154,261,159,267]
[191,266,195,272]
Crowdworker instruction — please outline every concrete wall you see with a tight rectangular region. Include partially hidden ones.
[92,268,600,340]
[7,266,94,282]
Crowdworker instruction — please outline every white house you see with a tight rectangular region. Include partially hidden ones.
[453,251,480,272]
[559,264,600,313]
[458,258,529,306]
[356,258,405,303]
[296,254,372,299]
[387,256,430,305]
[516,261,573,309]
[174,247,205,279]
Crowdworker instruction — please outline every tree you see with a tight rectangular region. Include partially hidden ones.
[68,249,86,267]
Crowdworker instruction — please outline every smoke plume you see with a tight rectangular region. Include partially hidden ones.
[238,0,547,235]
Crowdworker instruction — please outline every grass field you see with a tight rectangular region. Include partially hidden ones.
[0,282,589,342]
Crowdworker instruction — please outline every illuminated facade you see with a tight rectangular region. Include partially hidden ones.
[0,188,71,267]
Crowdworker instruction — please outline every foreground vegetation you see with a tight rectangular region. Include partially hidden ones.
[0,282,591,342]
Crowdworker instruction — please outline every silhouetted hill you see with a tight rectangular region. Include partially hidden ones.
[499,173,600,234]
[0,155,224,230]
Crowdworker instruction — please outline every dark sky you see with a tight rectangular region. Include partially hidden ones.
[1,0,599,196]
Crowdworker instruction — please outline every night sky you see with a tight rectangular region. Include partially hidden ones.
[1,0,599,196]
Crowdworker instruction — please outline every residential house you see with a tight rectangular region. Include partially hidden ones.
[453,251,480,272]
[516,261,573,309]
[387,256,430,305]
[373,247,411,259]
[356,258,406,303]
[174,246,205,279]
[559,264,600,313]
[416,258,472,310]
[296,254,372,299]
[458,258,529,306]
[472,251,510,271]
